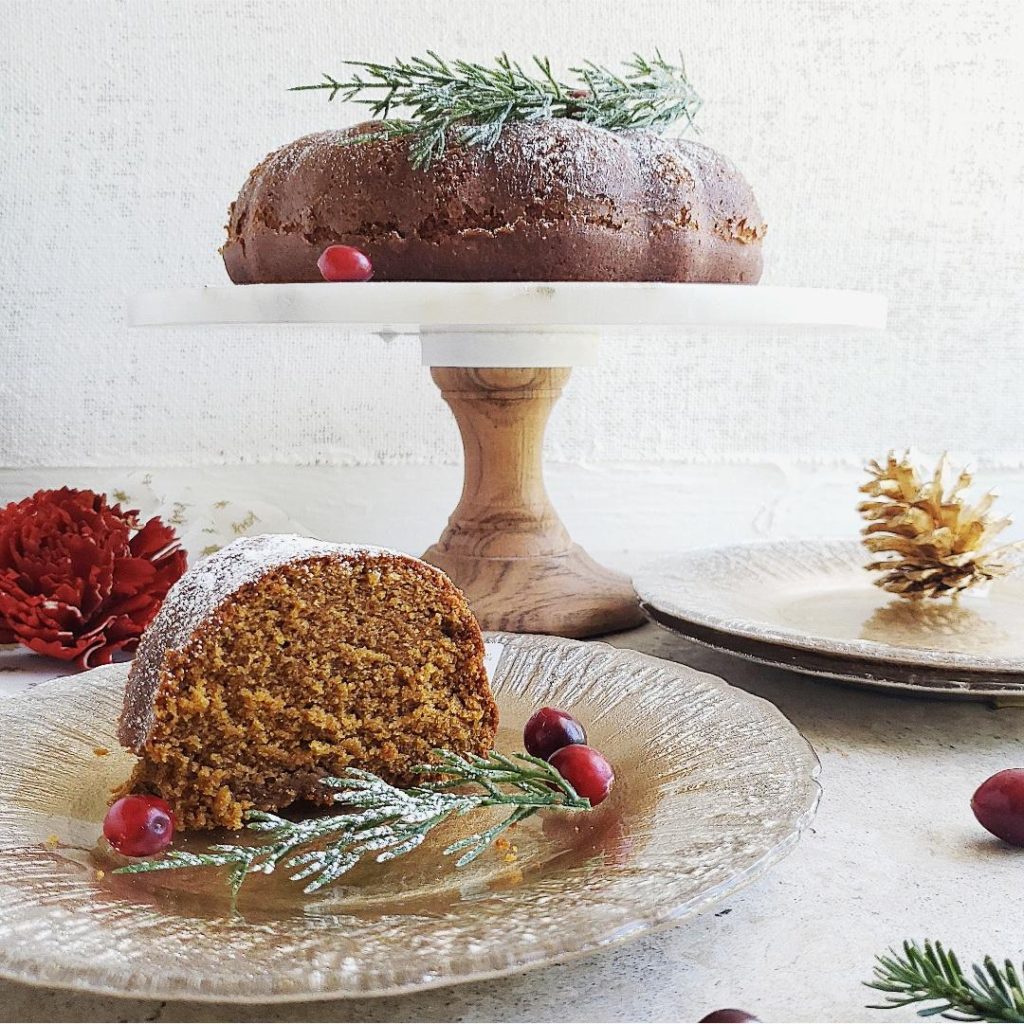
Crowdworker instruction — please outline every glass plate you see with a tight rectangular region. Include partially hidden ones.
[0,633,819,1002]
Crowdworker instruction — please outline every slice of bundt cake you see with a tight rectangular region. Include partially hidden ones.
[117,535,497,830]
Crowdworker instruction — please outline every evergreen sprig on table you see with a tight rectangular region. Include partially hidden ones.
[291,51,702,168]
[867,940,1024,1022]
[114,749,590,896]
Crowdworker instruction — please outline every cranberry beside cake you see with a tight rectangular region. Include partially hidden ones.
[117,535,497,830]
[222,119,765,284]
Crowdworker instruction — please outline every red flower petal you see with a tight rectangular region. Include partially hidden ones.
[0,488,188,666]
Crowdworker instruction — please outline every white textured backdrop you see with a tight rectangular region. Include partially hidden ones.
[2,0,1023,468]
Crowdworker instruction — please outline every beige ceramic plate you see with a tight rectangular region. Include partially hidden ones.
[0,633,819,1002]
[635,540,1024,696]
[654,617,1024,703]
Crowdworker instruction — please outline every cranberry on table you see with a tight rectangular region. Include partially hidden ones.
[524,706,587,761]
[549,743,614,806]
[317,244,374,282]
[971,768,1024,847]
[699,1011,760,1023]
[103,795,175,857]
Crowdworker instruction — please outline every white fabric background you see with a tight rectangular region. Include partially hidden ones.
[2,0,1023,468]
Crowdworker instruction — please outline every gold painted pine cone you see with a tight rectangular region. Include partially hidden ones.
[858,452,1022,599]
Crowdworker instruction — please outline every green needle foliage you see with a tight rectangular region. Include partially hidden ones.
[114,749,590,896]
[291,51,702,168]
[867,940,1024,1022]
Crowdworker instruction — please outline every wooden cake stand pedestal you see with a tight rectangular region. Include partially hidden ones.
[130,282,886,638]
[422,365,641,636]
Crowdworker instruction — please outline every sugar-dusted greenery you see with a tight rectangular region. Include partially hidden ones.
[114,749,590,895]
[291,51,702,168]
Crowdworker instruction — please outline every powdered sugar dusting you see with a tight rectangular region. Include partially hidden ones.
[491,119,628,200]
[118,535,403,748]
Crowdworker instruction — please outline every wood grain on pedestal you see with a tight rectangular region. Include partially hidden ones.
[422,367,643,637]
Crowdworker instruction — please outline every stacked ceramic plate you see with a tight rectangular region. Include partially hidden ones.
[635,540,1024,702]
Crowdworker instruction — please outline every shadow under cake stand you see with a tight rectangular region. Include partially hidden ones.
[130,282,886,638]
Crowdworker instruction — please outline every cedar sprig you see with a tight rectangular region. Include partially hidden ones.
[290,51,701,168]
[866,940,1024,1022]
[114,749,590,895]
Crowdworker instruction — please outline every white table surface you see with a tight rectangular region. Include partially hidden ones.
[2,612,1021,1023]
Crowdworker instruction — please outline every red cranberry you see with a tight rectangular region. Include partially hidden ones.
[549,744,614,806]
[317,244,373,282]
[699,1012,760,1023]
[972,769,1024,846]
[524,706,587,761]
[103,795,175,857]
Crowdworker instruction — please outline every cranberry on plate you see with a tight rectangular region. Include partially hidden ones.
[549,743,614,806]
[103,795,175,857]
[524,706,587,761]
[972,768,1024,847]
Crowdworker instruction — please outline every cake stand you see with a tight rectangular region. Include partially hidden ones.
[130,282,886,637]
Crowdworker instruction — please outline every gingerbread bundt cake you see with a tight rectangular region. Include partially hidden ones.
[117,535,497,829]
[222,119,765,284]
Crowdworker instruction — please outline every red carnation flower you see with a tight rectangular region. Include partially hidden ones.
[0,488,187,669]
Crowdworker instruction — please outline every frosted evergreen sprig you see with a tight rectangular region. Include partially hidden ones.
[114,749,590,895]
[866,940,1024,1022]
[290,51,701,168]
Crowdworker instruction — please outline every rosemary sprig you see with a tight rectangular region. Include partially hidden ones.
[114,749,590,895]
[866,940,1024,1022]
[291,51,701,168]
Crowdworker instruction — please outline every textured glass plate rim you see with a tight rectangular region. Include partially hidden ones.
[645,609,1024,702]
[0,632,821,1003]
[635,539,1024,675]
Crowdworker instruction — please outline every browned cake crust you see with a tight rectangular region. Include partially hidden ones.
[222,119,765,283]
[117,535,497,830]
